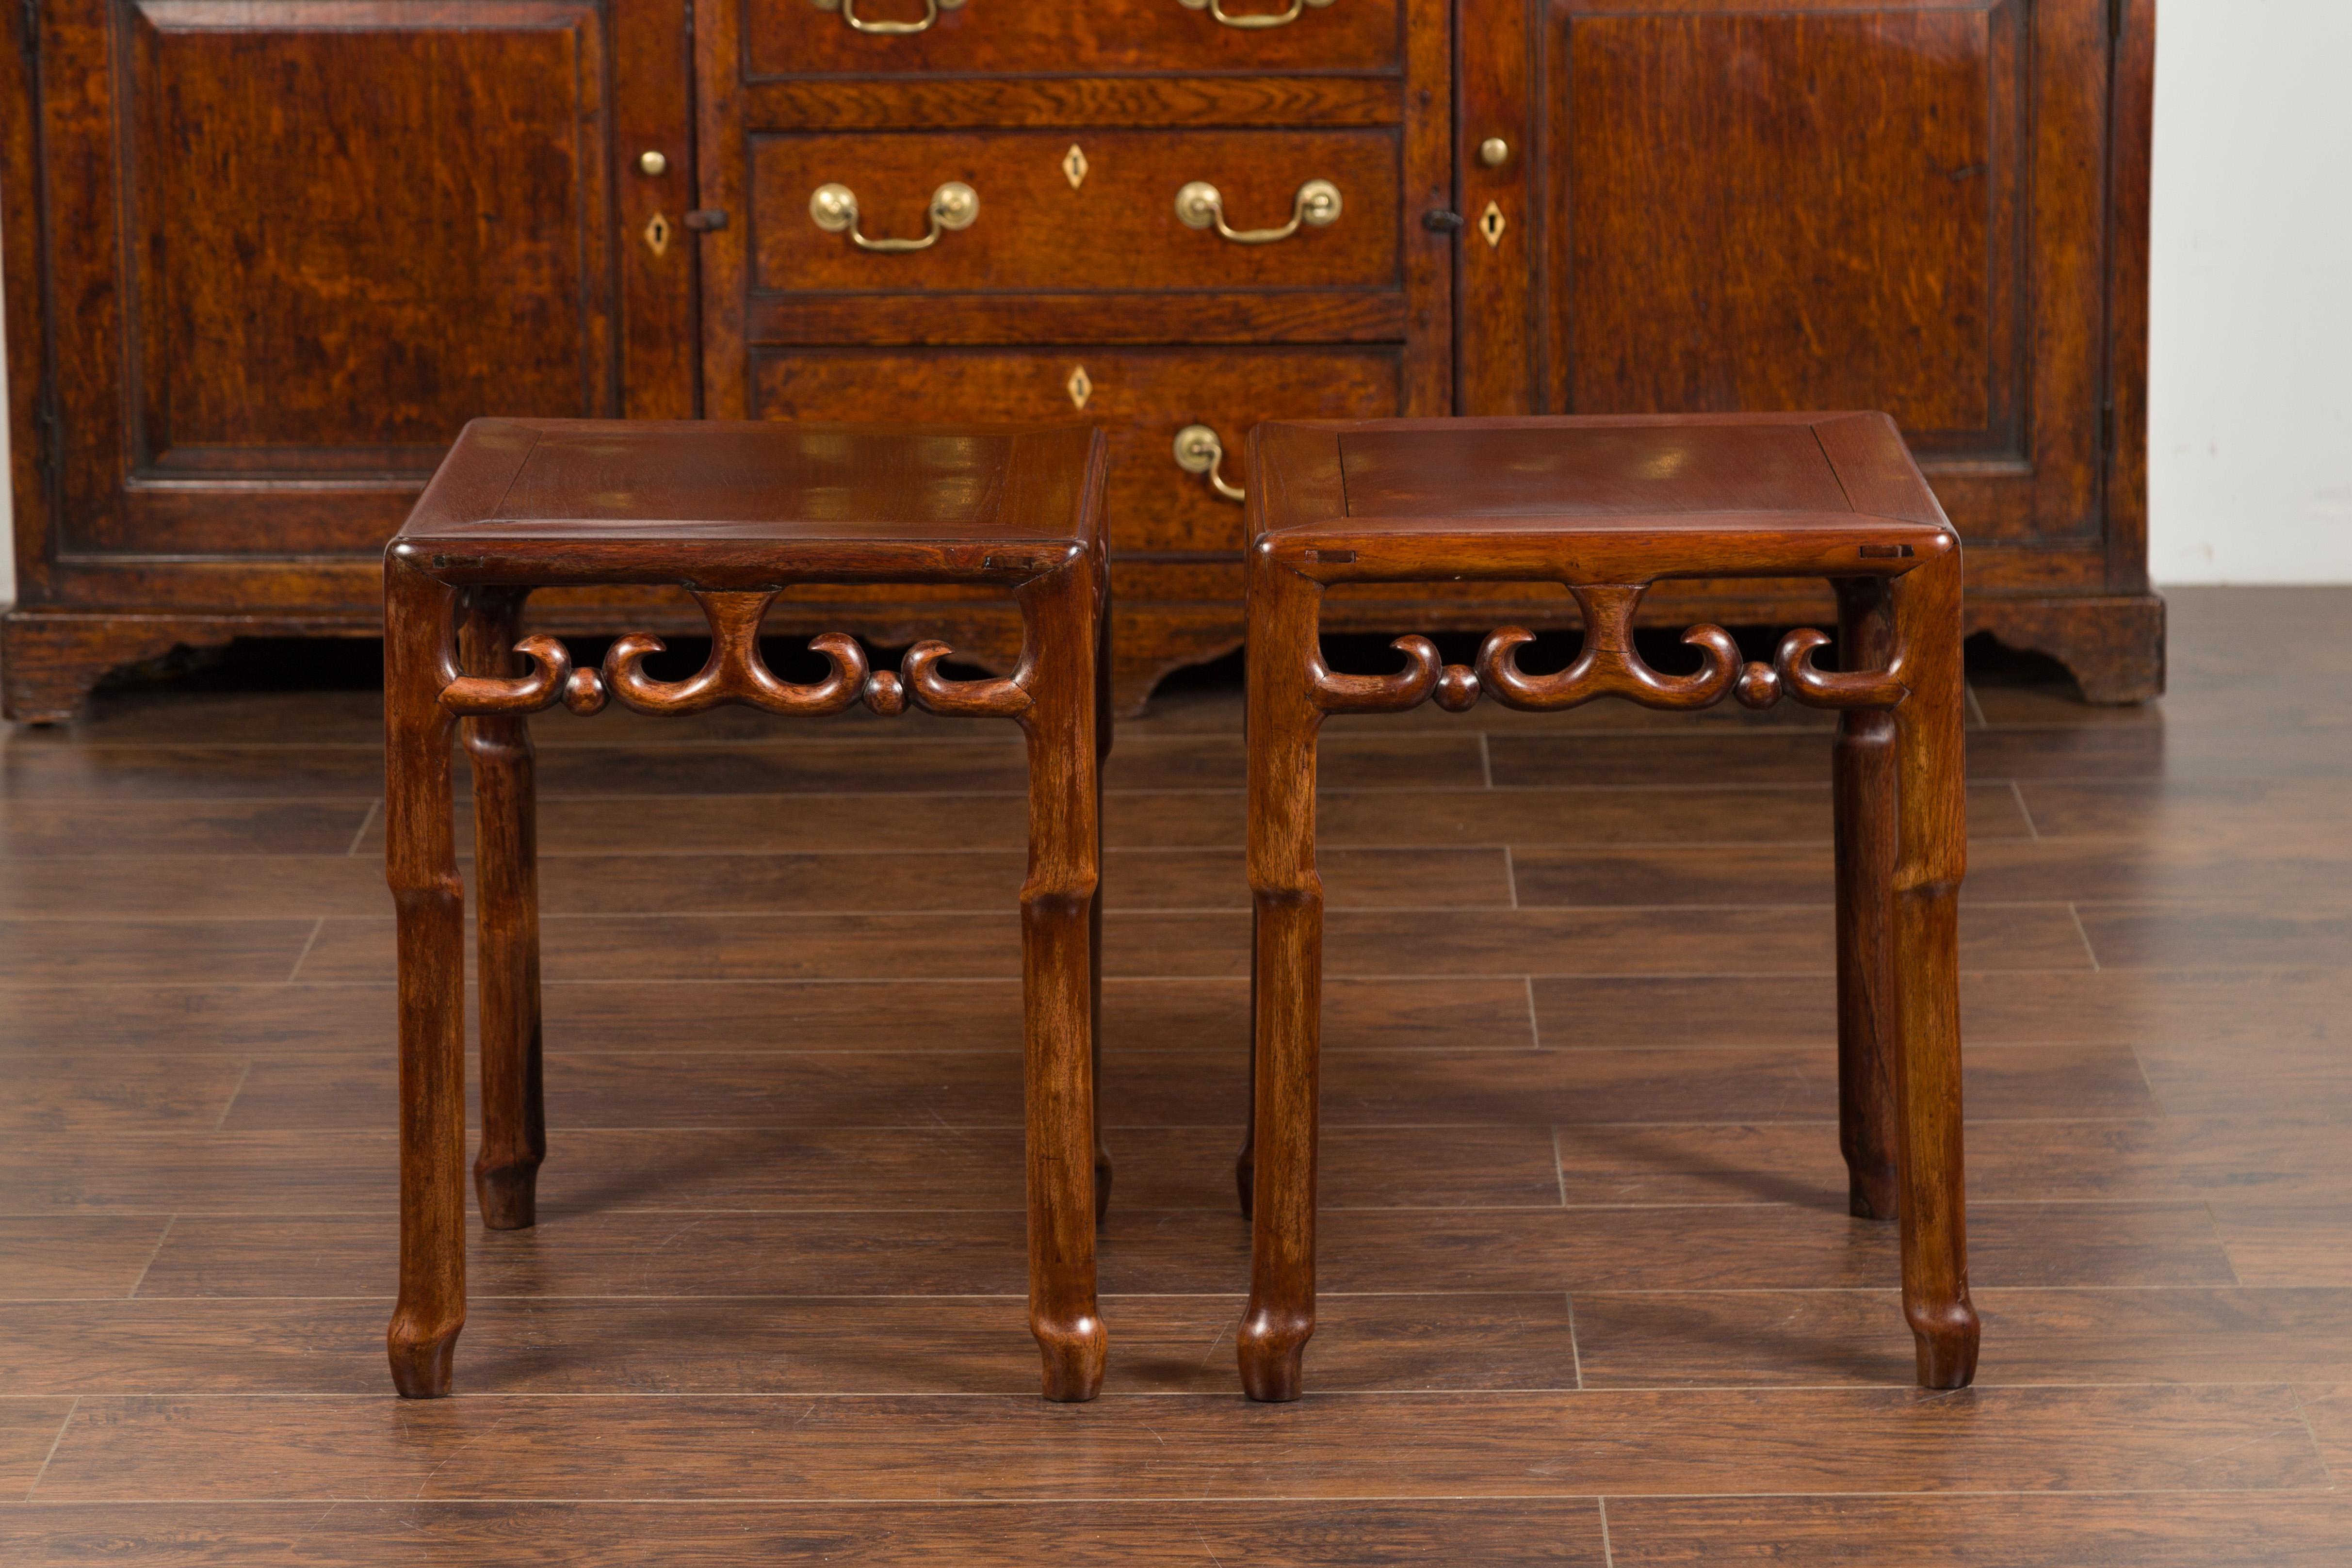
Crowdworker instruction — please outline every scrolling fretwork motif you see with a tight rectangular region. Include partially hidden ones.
[436,590,1028,721]
[1305,584,1906,717]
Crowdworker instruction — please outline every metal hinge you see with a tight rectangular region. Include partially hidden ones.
[682,208,728,231]
[20,0,36,60]
[1421,209,1463,234]
[2109,0,2125,38]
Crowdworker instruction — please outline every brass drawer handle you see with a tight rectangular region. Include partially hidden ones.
[1177,0,1334,30]
[811,0,965,34]
[809,181,978,253]
[1173,425,1246,503]
[1174,179,1341,245]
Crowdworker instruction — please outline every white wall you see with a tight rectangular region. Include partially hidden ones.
[2148,0,2352,583]
[0,2,2342,606]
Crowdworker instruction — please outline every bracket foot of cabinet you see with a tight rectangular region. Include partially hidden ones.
[0,607,375,723]
[1965,593,2168,705]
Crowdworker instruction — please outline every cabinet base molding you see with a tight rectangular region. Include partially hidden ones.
[0,606,379,724]
[1961,593,2168,704]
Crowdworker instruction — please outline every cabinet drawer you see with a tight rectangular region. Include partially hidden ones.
[745,0,1399,78]
[748,347,1401,552]
[751,129,1398,295]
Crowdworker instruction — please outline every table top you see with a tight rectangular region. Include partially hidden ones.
[1247,412,1954,583]
[393,419,1105,587]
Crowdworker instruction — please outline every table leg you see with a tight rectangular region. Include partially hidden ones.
[1889,550,1981,1389]
[1018,562,1108,1402]
[1833,578,1901,1222]
[1239,562,1325,1402]
[385,559,469,1398]
[1092,579,1114,1223]
[462,590,546,1231]
[1236,904,1257,1218]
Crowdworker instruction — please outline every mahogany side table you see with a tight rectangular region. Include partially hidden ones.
[381,419,1112,1402]
[1237,413,1978,1401]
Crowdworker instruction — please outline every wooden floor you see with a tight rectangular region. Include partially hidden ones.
[1,586,2348,1563]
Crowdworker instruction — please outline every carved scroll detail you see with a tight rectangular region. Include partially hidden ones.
[440,634,578,717]
[904,640,1033,718]
[1299,583,1907,719]
[1309,635,1445,714]
[437,591,973,719]
[599,593,864,716]
[1478,585,1740,711]
[1750,630,1910,719]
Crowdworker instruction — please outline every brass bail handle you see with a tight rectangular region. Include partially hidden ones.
[1177,0,1335,29]
[1173,425,1246,503]
[809,181,979,252]
[1174,178,1342,245]
[811,0,966,34]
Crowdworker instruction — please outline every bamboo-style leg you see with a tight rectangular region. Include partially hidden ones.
[1236,904,1257,1218]
[1017,562,1107,1402]
[385,557,468,1398]
[1832,578,1901,1222]
[1091,579,1114,1223]
[462,591,546,1231]
[1239,561,1325,1402]
[1888,548,1981,1389]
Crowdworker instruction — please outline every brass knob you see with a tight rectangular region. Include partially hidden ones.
[638,150,669,177]
[1478,137,1510,169]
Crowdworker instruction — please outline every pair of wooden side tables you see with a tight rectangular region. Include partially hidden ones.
[384,414,1977,1406]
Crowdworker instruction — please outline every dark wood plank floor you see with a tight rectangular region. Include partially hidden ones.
[2,586,2348,1564]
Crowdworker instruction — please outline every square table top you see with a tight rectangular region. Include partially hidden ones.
[1247,412,1954,584]
[392,419,1105,587]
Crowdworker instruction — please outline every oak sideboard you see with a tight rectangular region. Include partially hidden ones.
[0,0,2161,719]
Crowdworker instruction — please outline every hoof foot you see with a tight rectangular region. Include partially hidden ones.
[1034,1312,1106,1403]
[387,1319,459,1398]
[1237,1308,1310,1402]
[1910,1300,1981,1389]
[475,1163,540,1230]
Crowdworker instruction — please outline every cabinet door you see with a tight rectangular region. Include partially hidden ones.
[1458,0,2115,552]
[31,0,624,560]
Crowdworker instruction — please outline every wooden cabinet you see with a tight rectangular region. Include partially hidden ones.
[0,0,2158,720]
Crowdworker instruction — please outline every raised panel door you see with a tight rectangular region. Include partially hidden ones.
[1458,0,2117,550]
[40,0,619,558]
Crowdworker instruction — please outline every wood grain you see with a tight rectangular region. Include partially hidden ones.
[0,1500,1610,1565]
[1605,1492,2352,1567]
[27,1387,2325,1501]
[0,1293,1580,1397]
[0,1400,79,1495]
[0,1217,177,1300]
[1573,1288,2352,1389]
[124,1201,2231,1301]
[286,900,2089,985]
